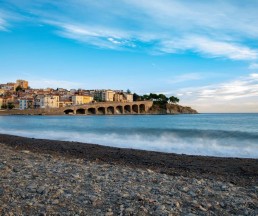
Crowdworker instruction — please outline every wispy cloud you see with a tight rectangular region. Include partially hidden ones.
[175,73,258,112]
[160,36,258,60]
[2,0,258,61]
[48,21,136,50]
[0,11,8,31]
[179,73,258,100]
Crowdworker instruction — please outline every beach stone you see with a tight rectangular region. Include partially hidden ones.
[221,185,227,191]
[157,205,166,211]
[21,150,30,154]
[220,202,226,208]
[27,184,37,193]
[52,199,59,205]
[0,188,4,196]
[105,211,113,216]
[37,186,46,194]
[181,187,189,193]
[185,213,197,216]
[0,142,258,215]
[188,191,196,197]
[12,167,19,173]
[0,163,5,169]
[125,208,134,214]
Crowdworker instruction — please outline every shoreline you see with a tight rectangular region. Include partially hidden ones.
[1,133,257,187]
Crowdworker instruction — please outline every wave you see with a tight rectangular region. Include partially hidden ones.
[1,128,258,159]
[76,128,258,141]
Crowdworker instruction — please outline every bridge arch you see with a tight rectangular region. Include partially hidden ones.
[132,104,139,113]
[98,107,106,115]
[88,107,96,115]
[124,105,131,114]
[62,101,153,115]
[139,104,145,113]
[115,105,123,114]
[107,106,115,114]
[64,109,74,115]
[76,108,86,114]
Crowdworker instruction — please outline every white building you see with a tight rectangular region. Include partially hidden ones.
[34,95,59,108]
[19,99,28,110]
[19,98,34,110]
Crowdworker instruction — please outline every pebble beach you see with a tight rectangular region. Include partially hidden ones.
[0,134,258,215]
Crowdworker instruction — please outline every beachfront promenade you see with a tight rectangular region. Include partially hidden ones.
[0,101,153,115]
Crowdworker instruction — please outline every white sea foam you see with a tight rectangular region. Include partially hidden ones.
[1,128,258,159]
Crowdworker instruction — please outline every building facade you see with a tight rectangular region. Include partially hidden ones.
[113,93,133,102]
[34,95,59,108]
[93,90,115,102]
[19,98,34,110]
[72,95,93,105]
[16,80,29,89]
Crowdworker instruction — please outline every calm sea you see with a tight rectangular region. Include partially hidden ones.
[0,114,258,158]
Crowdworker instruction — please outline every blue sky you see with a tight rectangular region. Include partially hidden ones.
[0,0,258,112]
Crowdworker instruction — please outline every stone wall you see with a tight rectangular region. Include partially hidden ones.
[0,101,153,115]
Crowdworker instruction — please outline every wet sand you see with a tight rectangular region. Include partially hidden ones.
[0,133,257,187]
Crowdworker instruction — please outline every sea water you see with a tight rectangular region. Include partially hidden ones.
[0,114,258,158]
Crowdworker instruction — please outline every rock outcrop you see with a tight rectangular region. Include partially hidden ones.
[149,104,198,114]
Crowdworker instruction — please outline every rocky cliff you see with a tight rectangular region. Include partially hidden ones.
[149,104,198,114]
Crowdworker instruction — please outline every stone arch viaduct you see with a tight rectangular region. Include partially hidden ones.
[62,101,153,115]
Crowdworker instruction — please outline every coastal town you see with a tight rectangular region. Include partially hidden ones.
[0,79,134,110]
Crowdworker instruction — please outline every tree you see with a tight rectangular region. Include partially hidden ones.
[126,89,131,94]
[158,94,168,102]
[1,104,7,109]
[133,92,180,107]
[94,96,103,102]
[7,102,15,109]
[169,96,179,103]
[149,93,158,101]
[133,93,141,101]
[142,94,150,100]
[16,85,23,92]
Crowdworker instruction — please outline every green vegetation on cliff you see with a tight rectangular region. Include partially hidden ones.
[133,93,197,114]
[133,93,179,105]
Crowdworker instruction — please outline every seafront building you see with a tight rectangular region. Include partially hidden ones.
[19,98,34,110]
[72,95,93,105]
[93,90,115,102]
[34,95,59,109]
[0,79,134,110]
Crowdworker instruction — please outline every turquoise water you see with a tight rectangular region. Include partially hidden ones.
[0,114,258,158]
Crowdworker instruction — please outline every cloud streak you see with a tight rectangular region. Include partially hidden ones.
[175,73,258,112]
[2,0,258,60]
[0,11,8,31]
[48,21,136,50]
[160,36,258,60]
